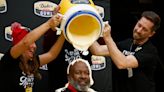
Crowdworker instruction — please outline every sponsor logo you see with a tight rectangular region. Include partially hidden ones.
[5,26,27,42]
[5,26,12,41]
[34,1,57,17]
[0,0,7,13]
[91,55,106,70]
[39,64,48,70]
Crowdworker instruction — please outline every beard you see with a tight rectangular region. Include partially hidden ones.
[69,79,90,91]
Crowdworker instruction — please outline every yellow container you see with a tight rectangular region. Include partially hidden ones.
[59,0,103,51]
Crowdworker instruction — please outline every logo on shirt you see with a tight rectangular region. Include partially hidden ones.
[123,50,135,56]
[0,0,7,13]
[19,72,34,88]
[34,1,57,17]
[122,46,142,78]
[91,55,106,70]
[39,64,48,70]
[123,46,142,56]
[65,49,82,64]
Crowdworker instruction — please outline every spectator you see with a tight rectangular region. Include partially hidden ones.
[55,58,96,92]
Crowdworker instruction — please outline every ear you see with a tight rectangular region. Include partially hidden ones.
[149,31,156,37]
[67,74,70,81]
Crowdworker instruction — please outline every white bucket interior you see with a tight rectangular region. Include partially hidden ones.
[66,14,101,51]
[60,4,103,51]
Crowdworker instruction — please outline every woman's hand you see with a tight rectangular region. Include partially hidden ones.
[48,5,63,31]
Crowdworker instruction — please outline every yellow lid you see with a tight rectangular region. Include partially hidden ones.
[59,0,95,15]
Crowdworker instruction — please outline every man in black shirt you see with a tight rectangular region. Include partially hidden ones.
[90,11,161,92]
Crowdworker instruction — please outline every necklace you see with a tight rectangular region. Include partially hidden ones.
[128,41,142,78]
[129,42,133,52]
[129,42,142,52]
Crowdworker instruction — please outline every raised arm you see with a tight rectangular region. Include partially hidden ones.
[103,23,138,69]
[89,23,110,56]
[89,41,109,56]
[10,14,62,59]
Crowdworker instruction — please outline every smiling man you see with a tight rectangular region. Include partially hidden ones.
[56,58,96,92]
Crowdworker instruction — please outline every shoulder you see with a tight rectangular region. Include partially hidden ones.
[88,88,97,92]
[1,49,14,61]
[117,38,132,45]
[116,38,132,50]
[55,87,67,92]
[142,41,158,54]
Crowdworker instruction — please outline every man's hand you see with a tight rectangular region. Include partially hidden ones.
[103,23,111,39]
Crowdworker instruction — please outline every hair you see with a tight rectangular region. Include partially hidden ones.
[67,58,94,86]
[19,54,42,80]
[141,11,161,32]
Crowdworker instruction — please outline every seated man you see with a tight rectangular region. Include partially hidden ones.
[55,58,96,92]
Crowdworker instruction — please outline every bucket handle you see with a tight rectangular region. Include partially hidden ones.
[55,13,66,35]
[100,21,109,37]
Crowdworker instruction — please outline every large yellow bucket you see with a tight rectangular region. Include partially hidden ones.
[59,0,103,51]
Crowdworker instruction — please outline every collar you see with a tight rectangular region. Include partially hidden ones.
[67,83,78,92]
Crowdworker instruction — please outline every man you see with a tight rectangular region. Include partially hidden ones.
[90,11,161,92]
[55,58,96,92]
[0,14,64,92]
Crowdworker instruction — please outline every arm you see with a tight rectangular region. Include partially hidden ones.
[103,24,138,69]
[89,41,109,56]
[89,22,111,56]
[10,14,62,59]
[39,33,65,66]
